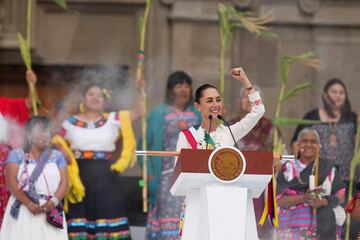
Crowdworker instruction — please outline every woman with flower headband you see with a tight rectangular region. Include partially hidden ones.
[0,116,68,240]
[53,80,143,240]
[277,128,346,239]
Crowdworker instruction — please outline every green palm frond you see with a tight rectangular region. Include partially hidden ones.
[217,3,276,97]
[273,117,321,126]
[233,10,274,37]
[280,82,312,102]
[53,0,68,10]
[218,4,232,49]
[274,51,323,155]
[17,33,31,70]
[17,0,68,115]
[280,51,323,84]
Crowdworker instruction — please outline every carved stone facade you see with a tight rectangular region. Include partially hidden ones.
[1,0,360,144]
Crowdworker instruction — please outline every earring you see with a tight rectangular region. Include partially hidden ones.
[102,88,111,99]
[79,102,85,113]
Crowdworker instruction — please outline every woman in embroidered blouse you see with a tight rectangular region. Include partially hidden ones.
[277,128,345,240]
[57,82,141,240]
[0,116,68,240]
[176,67,265,151]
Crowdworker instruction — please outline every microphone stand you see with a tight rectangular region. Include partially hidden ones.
[217,115,239,149]
[206,115,213,150]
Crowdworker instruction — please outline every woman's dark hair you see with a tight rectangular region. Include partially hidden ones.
[195,84,218,103]
[23,116,50,152]
[164,71,193,106]
[82,82,105,97]
[322,78,352,118]
[82,82,114,111]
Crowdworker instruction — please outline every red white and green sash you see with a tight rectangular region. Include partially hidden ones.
[181,126,216,149]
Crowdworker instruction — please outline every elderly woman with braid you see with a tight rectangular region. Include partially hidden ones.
[277,128,346,240]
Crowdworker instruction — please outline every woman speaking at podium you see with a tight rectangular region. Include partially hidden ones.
[176,67,265,151]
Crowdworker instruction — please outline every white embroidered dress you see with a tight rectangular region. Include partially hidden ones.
[0,149,68,240]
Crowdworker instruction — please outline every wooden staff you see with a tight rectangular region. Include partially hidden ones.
[313,145,320,217]
[137,0,153,213]
[136,150,180,157]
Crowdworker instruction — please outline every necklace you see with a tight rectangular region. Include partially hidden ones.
[197,126,222,149]
[328,122,337,147]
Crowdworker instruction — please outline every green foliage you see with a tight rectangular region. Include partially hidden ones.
[53,0,68,10]
[280,82,312,102]
[217,3,276,97]
[17,0,68,115]
[273,51,322,154]
[17,33,32,70]
[273,117,320,126]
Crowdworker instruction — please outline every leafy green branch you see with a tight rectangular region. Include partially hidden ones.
[18,0,67,115]
[218,3,277,97]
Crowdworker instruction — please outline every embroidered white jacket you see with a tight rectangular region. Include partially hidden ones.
[175,91,265,159]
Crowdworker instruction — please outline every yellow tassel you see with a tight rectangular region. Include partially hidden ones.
[259,190,269,225]
[259,174,279,228]
[51,135,85,211]
[63,197,69,213]
[272,172,279,227]
[111,111,137,172]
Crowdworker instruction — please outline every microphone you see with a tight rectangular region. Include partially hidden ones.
[205,115,213,150]
[217,115,239,149]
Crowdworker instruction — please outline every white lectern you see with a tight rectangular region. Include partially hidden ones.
[170,148,273,240]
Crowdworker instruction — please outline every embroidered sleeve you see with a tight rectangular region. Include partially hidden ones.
[54,150,67,169]
[110,112,121,127]
[5,149,23,165]
[248,91,263,107]
[230,91,265,141]
[60,120,73,139]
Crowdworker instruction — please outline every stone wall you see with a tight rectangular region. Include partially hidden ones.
[1,0,360,151]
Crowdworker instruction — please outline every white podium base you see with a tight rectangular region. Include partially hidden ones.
[181,184,258,240]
